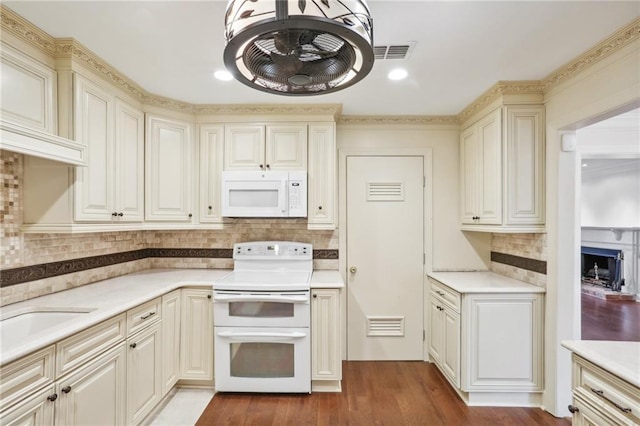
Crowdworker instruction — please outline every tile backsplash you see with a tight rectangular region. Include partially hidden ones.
[490,233,547,288]
[0,150,338,306]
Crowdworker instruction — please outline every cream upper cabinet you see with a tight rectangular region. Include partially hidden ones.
[460,104,545,232]
[74,74,144,223]
[0,42,57,133]
[224,123,307,171]
[307,122,336,230]
[180,288,214,383]
[199,124,224,225]
[311,288,341,392]
[145,114,195,222]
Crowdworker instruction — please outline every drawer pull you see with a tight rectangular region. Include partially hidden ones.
[567,405,579,414]
[590,387,633,414]
[130,343,137,349]
[141,312,156,320]
[436,291,445,296]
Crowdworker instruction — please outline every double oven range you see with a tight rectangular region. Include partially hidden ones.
[213,241,312,393]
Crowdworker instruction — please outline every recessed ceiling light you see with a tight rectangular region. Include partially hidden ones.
[388,69,408,81]
[214,70,233,81]
[582,163,588,167]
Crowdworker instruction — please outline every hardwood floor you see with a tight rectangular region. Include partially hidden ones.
[582,292,640,341]
[196,362,570,426]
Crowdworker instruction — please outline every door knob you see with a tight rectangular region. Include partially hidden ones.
[349,266,357,274]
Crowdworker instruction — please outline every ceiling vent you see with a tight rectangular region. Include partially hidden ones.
[374,42,416,60]
[223,0,374,96]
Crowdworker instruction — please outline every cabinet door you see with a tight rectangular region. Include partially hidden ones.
[265,123,307,170]
[57,343,127,426]
[442,307,460,388]
[311,288,341,382]
[504,105,545,226]
[428,298,443,365]
[113,98,144,222]
[224,125,265,170]
[476,108,502,224]
[74,73,114,221]
[161,290,181,396]
[459,125,478,225]
[127,322,162,425]
[145,115,195,221]
[570,396,618,426]
[308,123,336,229]
[199,124,224,223]
[463,293,543,391]
[0,385,56,426]
[180,289,213,381]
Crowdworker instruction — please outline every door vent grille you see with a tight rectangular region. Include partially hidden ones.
[367,182,404,201]
[366,316,405,337]
[373,42,416,60]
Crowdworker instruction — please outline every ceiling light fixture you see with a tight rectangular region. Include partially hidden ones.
[214,70,234,81]
[223,0,374,96]
[388,69,408,80]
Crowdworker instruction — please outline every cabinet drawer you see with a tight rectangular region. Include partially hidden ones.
[0,345,55,412]
[573,355,640,425]
[127,298,161,336]
[429,279,461,313]
[56,314,126,377]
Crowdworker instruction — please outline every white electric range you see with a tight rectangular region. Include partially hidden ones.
[212,241,312,393]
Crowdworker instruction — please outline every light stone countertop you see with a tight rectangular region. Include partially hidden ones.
[562,340,640,389]
[0,268,342,367]
[427,271,546,293]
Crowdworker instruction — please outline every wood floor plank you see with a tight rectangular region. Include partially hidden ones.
[582,292,640,341]
[196,361,570,426]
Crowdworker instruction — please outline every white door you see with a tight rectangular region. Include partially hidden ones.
[346,156,424,360]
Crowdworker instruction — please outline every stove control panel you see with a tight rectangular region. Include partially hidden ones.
[233,241,312,260]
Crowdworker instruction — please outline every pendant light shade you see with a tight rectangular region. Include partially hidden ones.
[223,0,374,96]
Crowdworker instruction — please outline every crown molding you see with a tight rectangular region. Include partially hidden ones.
[541,17,640,92]
[457,81,545,124]
[338,115,459,126]
[194,103,342,118]
[0,5,56,55]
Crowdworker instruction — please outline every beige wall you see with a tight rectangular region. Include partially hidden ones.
[337,125,491,272]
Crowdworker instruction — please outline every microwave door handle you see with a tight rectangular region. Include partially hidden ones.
[216,331,307,342]
[213,294,309,303]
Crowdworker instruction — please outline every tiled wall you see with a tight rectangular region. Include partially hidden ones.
[491,233,547,287]
[0,150,338,306]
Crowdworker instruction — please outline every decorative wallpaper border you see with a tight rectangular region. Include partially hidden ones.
[491,251,547,275]
[0,248,339,287]
[2,6,637,121]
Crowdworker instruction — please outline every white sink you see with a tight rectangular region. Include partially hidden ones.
[0,307,96,349]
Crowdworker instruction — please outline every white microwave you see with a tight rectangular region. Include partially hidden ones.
[221,171,307,218]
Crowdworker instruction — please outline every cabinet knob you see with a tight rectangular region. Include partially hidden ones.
[130,343,137,349]
[266,164,270,169]
[47,393,58,402]
[112,212,118,217]
[62,385,72,394]
[259,164,264,169]
[208,206,212,210]
[318,206,323,210]
[313,294,317,298]
[117,212,123,217]
[207,294,212,299]
[567,405,579,414]
[188,213,193,218]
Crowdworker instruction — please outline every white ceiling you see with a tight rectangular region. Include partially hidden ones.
[5,1,640,115]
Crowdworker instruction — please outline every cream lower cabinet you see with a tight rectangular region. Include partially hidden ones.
[180,289,213,382]
[311,288,342,392]
[127,321,162,425]
[56,343,127,426]
[161,290,181,396]
[428,278,544,405]
[0,384,56,426]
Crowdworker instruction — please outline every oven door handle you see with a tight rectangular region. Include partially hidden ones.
[213,294,309,304]
[216,331,307,342]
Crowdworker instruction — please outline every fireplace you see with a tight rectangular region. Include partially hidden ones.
[581,246,625,291]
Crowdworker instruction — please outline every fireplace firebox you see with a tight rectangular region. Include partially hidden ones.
[581,246,625,291]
